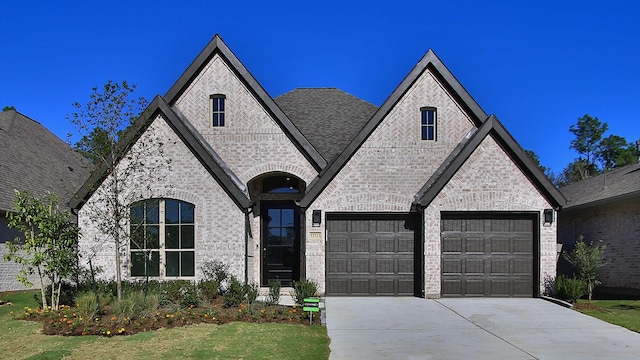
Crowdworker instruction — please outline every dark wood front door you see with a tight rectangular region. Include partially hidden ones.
[262,203,300,286]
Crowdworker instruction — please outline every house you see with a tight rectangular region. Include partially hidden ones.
[558,163,640,295]
[0,109,91,292]
[71,35,565,298]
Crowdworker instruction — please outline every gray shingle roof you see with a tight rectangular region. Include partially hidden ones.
[275,88,378,163]
[560,163,640,209]
[0,110,91,211]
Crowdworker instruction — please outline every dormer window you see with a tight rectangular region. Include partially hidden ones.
[421,107,437,141]
[210,94,226,127]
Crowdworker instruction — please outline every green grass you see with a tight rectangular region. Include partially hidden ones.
[0,292,330,359]
[575,299,640,332]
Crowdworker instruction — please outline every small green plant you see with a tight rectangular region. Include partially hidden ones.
[180,282,200,308]
[563,236,607,300]
[267,279,281,305]
[245,282,259,304]
[292,278,318,305]
[554,274,586,303]
[201,260,230,288]
[223,276,246,308]
[111,291,159,319]
[198,280,220,302]
[74,291,111,319]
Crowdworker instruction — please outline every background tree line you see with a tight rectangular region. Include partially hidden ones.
[527,114,639,187]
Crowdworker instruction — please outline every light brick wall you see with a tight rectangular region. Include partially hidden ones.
[306,69,476,293]
[423,136,556,297]
[1,215,42,291]
[78,116,249,283]
[558,198,640,290]
[173,54,317,186]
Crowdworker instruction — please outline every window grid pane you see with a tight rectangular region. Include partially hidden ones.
[420,108,437,141]
[211,96,225,127]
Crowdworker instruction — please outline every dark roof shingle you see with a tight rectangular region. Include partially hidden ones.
[0,110,91,211]
[275,88,378,162]
[560,163,640,209]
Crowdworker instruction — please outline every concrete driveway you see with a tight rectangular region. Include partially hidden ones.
[325,297,640,359]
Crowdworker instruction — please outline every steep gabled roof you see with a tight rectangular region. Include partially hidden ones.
[70,96,252,211]
[275,88,378,162]
[0,110,91,211]
[560,163,640,211]
[300,49,488,208]
[164,34,326,171]
[413,115,566,209]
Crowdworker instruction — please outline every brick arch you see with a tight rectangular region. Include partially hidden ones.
[122,186,204,209]
[241,162,317,186]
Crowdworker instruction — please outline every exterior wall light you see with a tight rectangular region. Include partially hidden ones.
[312,210,321,227]
[543,209,554,224]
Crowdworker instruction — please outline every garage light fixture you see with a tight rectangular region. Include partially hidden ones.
[543,209,554,225]
[312,210,321,227]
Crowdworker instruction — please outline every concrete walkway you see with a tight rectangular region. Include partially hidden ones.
[325,297,640,359]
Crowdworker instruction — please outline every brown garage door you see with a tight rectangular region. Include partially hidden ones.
[326,214,417,296]
[441,213,536,297]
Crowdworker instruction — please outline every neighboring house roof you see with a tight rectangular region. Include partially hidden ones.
[0,109,91,211]
[413,115,566,209]
[275,88,378,162]
[300,49,489,208]
[560,163,640,211]
[70,96,252,211]
[164,34,327,171]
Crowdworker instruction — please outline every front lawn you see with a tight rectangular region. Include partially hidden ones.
[0,291,330,359]
[574,299,640,333]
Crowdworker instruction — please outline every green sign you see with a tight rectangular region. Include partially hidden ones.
[303,297,320,313]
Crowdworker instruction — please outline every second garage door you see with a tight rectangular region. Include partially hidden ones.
[326,214,418,296]
[441,213,537,297]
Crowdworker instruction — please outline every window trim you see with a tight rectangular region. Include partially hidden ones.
[420,106,437,141]
[129,198,196,279]
[209,94,226,127]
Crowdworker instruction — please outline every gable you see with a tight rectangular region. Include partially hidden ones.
[301,50,487,208]
[164,35,326,182]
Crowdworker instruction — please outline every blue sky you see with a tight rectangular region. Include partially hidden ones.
[2,1,638,174]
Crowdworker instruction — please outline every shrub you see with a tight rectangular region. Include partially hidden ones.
[198,280,220,302]
[223,277,246,308]
[563,236,607,300]
[180,282,200,308]
[75,291,111,319]
[554,274,585,303]
[245,282,259,304]
[201,260,230,291]
[291,278,318,305]
[111,291,160,319]
[267,279,281,305]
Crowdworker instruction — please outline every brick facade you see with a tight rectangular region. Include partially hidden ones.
[558,198,640,290]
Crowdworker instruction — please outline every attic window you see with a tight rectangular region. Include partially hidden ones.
[210,94,226,127]
[421,107,437,141]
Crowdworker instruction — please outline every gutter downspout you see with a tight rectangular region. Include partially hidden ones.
[244,207,254,285]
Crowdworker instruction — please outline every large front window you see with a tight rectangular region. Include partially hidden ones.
[130,199,195,277]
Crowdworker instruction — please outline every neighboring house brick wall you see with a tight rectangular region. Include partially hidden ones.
[558,198,640,290]
[78,116,249,282]
[423,136,557,297]
[305,69,476,293]
[173,54,318,186]
[1,214,40,292]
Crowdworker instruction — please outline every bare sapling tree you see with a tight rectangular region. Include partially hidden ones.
[68,80,170,300]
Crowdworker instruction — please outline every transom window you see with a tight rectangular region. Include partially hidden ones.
[130,199,195,278]
[421,107,437,141]
[210,94,226,127]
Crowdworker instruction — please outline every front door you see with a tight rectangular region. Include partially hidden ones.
[262,202,300,286]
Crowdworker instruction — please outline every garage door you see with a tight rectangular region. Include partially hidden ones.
[326,214,417,296]
[441,213,536,297]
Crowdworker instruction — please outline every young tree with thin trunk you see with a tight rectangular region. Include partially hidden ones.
[4,191,78,310]
[68,80,169,300]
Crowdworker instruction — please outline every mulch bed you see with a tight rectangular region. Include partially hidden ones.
[16,298,321,337]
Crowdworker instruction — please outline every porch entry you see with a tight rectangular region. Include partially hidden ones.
[261,202,300,286]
